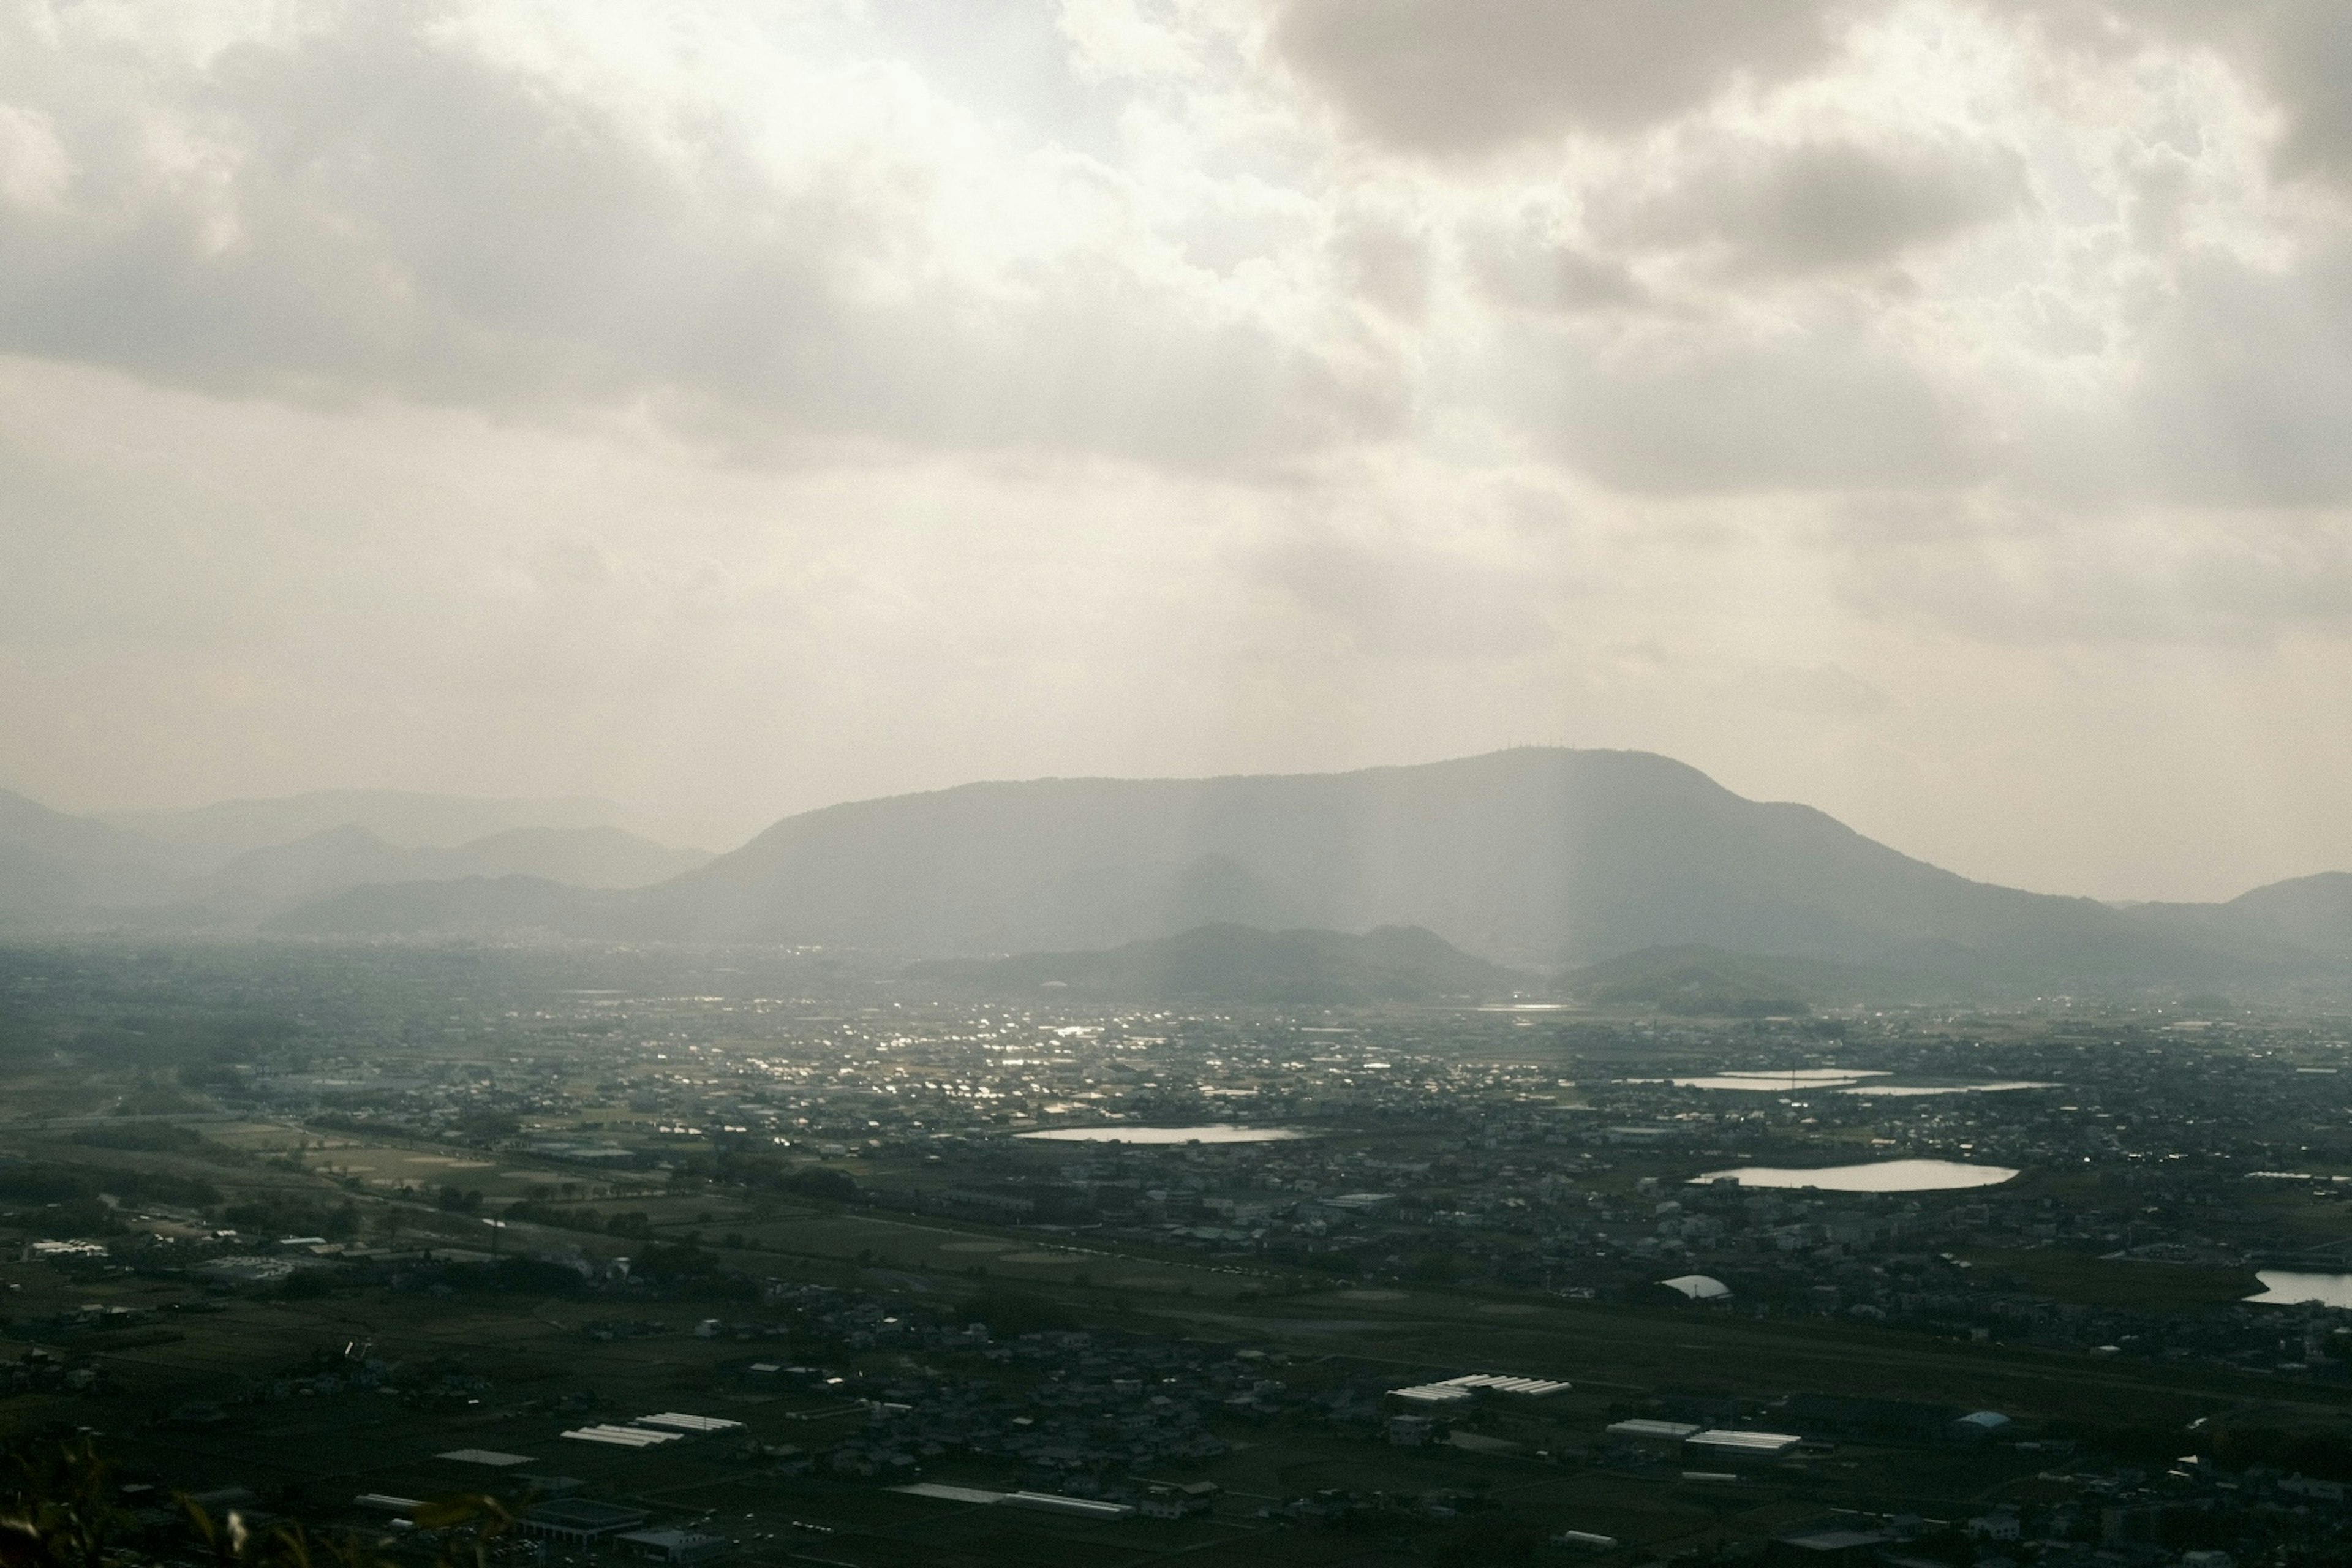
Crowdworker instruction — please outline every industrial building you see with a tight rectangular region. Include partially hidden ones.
[518,1499,652,1547]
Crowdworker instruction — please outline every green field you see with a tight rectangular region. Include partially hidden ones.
[1958,1248,2263,1310]
[6,1197,2346,1568]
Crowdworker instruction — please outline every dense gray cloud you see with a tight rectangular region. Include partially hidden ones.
[2260,2,2352,185]
[1602,137,2031,276]
[1985,246,2352,509]
[0,0,2334,500]
[0,4,1397,472]
[1467,222,1649,315]
[2127,249,2352,505]
[1270,0,1868,153]
[1998,0,2352,187]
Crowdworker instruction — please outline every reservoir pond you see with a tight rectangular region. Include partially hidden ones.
[1016,1124,1310,1144]
[1692,1159,2020,1192]
[2244,1271,2352,1308]
[1842,1081,2057,1097]
[1642,1071,1887,1091]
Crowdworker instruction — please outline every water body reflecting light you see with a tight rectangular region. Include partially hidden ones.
[1842,1081,2059,1097]
[2244,1271,2352,1308]
[1015,1124,1310,1144]
[1656,1070,1888,1091]
[1692,1159,2020,1193]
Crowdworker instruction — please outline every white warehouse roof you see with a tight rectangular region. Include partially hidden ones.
[561,1425,680,1449]
[1390,1383,1478,1406]
[635,1412,745,1434]
[1687,1429,1802,1457]
[1389,1372,1572,1403]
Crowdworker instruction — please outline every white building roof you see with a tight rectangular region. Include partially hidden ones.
[1390,1372,1572,1402]
[616,1531,726,1551]
[635,1412,745,1434]
[561,1425,680,1448]
[895,1483,1008,1505]
[1390,1383,1477,1405]
[1687,1428,1803,1455]
[1003,1491,1135,1519]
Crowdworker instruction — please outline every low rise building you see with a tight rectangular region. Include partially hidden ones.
[1605,1418,1702,1453]
[617,1529,728,1564]
[519,1500,650,1547]
[1686,1429,1803,1464]
[1139,1482,1219,1519]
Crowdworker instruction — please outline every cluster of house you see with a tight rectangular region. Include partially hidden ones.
[1385,1371,1574,1447]
[349,1437,743,1562]
[1,1344,98,1395]
[812,1342,1238,1483]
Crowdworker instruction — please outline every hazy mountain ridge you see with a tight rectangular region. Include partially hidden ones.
[0,790,184,922]
[609,749,2244,979]
[0,788,707,930]
[9,751,2351,999]
[100,788,648,866]
[200,824,710,907]
[0,789,179,876]
[2120,873,2352,964]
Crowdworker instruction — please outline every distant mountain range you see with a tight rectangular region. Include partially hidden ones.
[5,749,2350,1002]
[100,788,639,863]
[0,786,709,929]
[0,790,174,926]
[198,824,710,914]
[2125,874,2352,967]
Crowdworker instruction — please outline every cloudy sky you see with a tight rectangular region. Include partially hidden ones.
[2,0,2350,901]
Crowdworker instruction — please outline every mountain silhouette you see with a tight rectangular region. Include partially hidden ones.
[13,748,2348,995]
[274,748,2291,987]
